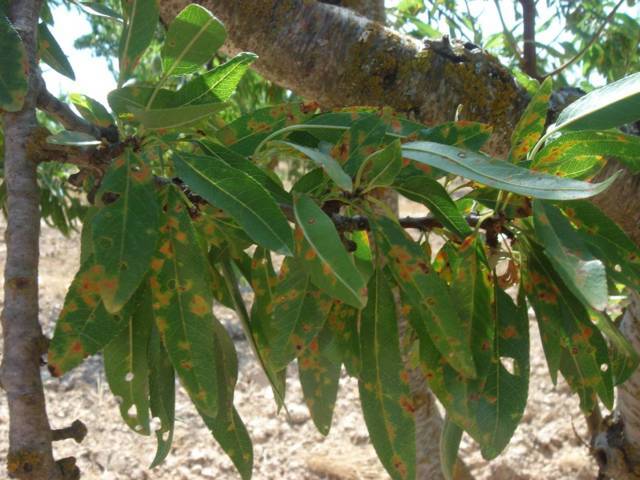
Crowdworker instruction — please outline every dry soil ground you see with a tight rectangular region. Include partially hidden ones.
[0,209,600,480]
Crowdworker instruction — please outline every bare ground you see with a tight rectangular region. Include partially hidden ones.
[0,213,600,480]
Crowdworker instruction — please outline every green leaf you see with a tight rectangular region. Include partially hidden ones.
[440,416,462,480]
[533,131,640,177]
[104,287,152,435]
[326,301,361,377]
[372,216,476,378]
[358,268,415,480]
[509,77,552,163]
[356,139,402,191]
[118,0,158,84]
[276,141,353,192]
[38,23,75,80]
[173,151,293,255]
[0,13,28,112]
[533,201,608,311]
[220,256,287,409]
[270,257,333,370]
[479,287,529,458]
[80,1,123,20]
[149,187,226,417]
[47,130,101,146]
[162,4,226,76]
[524,245,613,411]
[563,201,640,291]
[294,195,366,308]
[217,103,311,155]
[402,141,618,200]
[48,259,129,376]
[69,93,115,128]
[198,140,291,206]
[174,52,258,104]
[92,151,159,313]
[335,114,388,175]
[199,408,253,480]
[129,102,226,129]
[549,72,640,133]
[298,323,341,435]
[147,325,175,468]
[394,172,472,239]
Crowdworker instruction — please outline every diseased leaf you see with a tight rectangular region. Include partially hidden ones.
[358,268,415,480]
[104,286,152,435]
[0,14,28,112]
[356,139,402,191]
[38,23,75,80]
[118,0,158,84]
[440,416,463,480]
[48,259,129,376]
[533,201,608,311]
[394,172,472,239]
[509,77,552,163]
[162,4,226,76]
[173,151,293,255]
[69,93,114,128]
[373,216,476,378]
[294,195,366,308]
[524,244,613,411]
[149,187,225,417]
[563,201,640,291]
[92,151,159,313]
[217,103,311,155]
[47,130,101,146]
[402,141,618,200]
[276,141,353,192]
[147,325,175,468]
[326,301,361,377]
[298,323,341,435]
[550,72,640,133]
[270,257,333,370]
[334,114,388,175]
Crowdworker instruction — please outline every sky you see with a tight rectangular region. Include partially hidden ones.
[42,1,639,107]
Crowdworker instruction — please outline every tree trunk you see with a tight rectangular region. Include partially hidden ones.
[0,2,65,480]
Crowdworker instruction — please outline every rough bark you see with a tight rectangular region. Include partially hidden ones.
[159,0,529,157]
[0,2,64,480]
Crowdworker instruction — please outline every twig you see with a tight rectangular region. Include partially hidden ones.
[543,0,624,79]
[520,0,538,79]
[36,80,119,143]
[51,420,88,444]
[493,0,523,62]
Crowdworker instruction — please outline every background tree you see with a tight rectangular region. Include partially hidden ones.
[1,1,639,480]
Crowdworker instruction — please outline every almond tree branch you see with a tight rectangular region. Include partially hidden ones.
[0,1,69,479]
[519,0,538,79]
[542,0,624,79]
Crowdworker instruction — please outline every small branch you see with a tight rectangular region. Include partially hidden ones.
[493,0,523,64]
[51,420,87,444]
[519,0,538,79]
[543,0,624,79]
[36,80,119,143]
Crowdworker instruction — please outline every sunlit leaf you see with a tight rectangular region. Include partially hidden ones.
[69,93,114,128]
[402,141,618,200]
[38,23,75,80]
[47,130,101,146]
[118,0,158,84]
[549,71,640,133]
[509,77,552,163]
[162,4,226,76]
